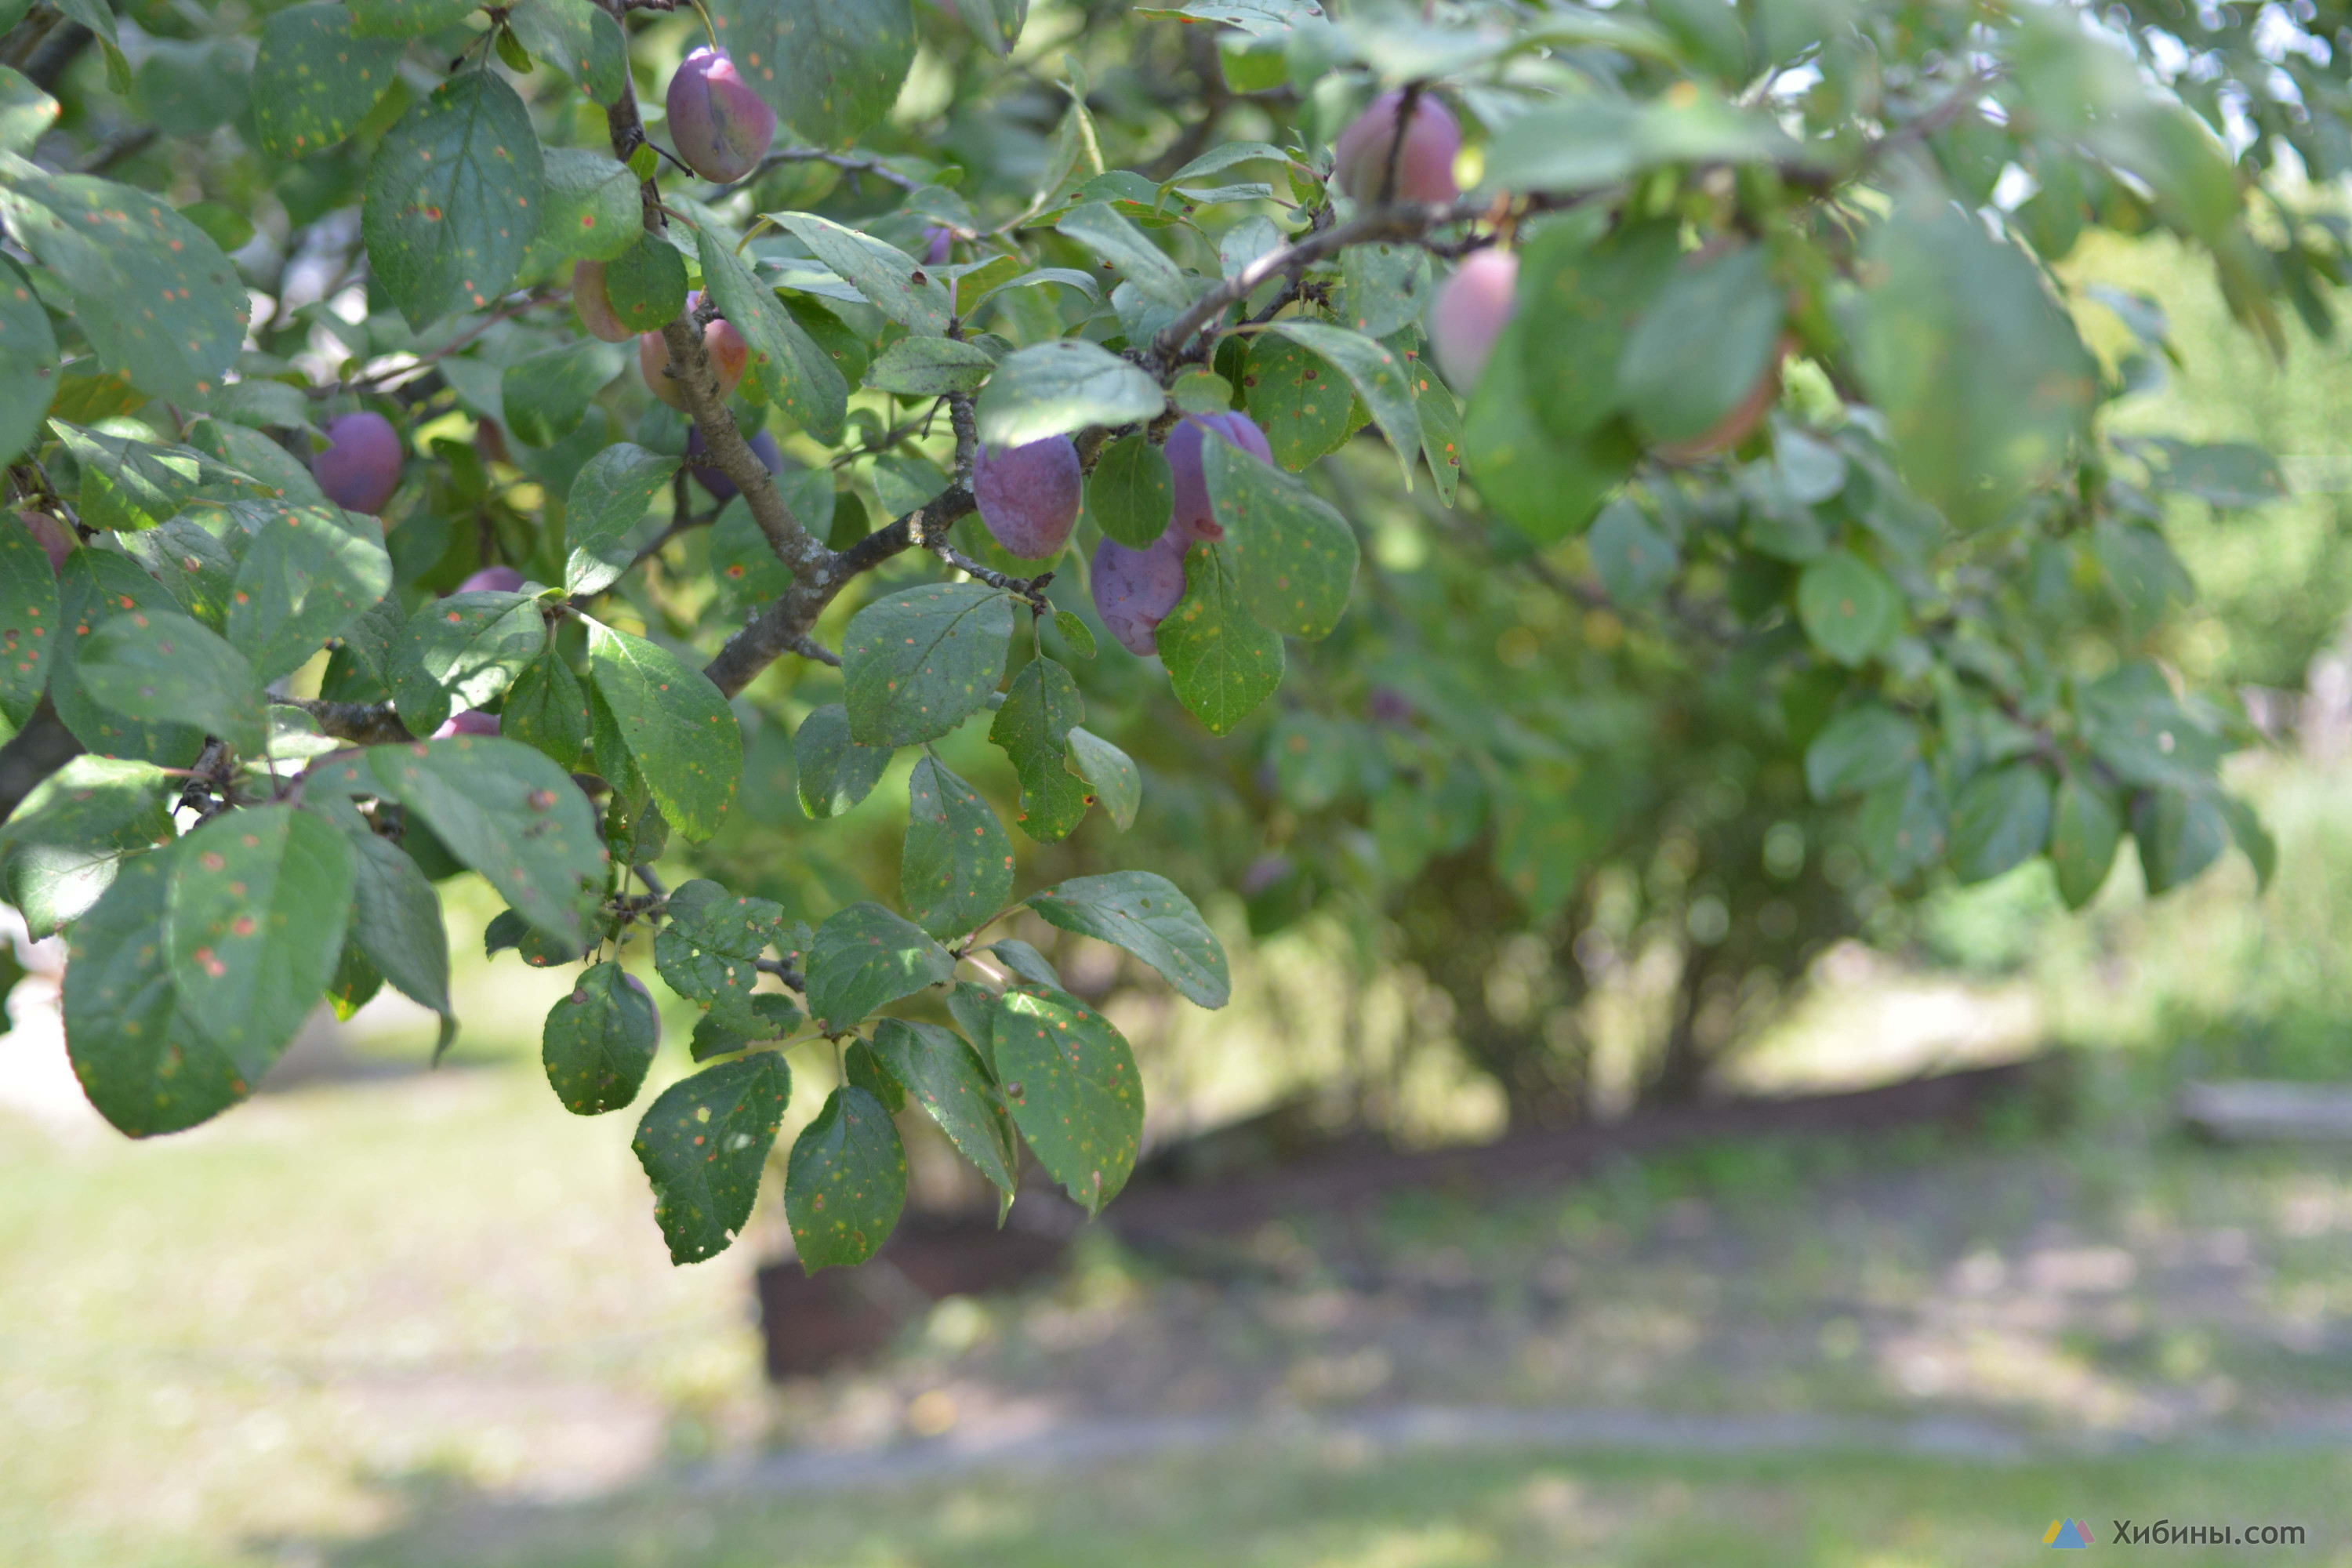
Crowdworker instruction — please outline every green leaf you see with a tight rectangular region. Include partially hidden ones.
[988,653,1089,843]
[786,1084,906,1271]
[0,162,249,404]
[1334,241,1431,341]
[653,877,785,1032]
[2132,788,2228,895]
[1514,219,1676,443]
[563,443,678,596]
[502,338,622,448]
[803,901,955,1031]
[901,753,1014,939]
[120,517,241,633]
[0,506,56,725]
[794,702,891,818]
[1857,178,2098,530]
[975,339,1165,448]
[1948,763,2054,884]
[64,843,249,1136]
[1065,725,1138,831]
[632,1054,792,1265]
[1087,433,1175,549]
[2075,659,2225,792]
[989,938,1061,989]
[584,622,741,843]
[0,755,172,938]
[841,582,1014,748]
[1267,321,1421,486]
[543,960,660,1115]
[1481,92,1805,194]
[167,804,355,1080]
[1618,244,1785,446]
[1027,869,1229,1007]
[2049,771,2122,909]
[871,1017,1016,1196]
[600,231,689,334]
[388,589,546,738]
[227,505,394,685]
[691,993,804,1060]
[1157,543,1283,735]
[53,421,249,533]
[1855,761,1947,884]
[0,67,60,158]
[343,826,456,1046]
[771,212,951,335]
[1795,550,1900,666]
[1053,609,1097,659]
[0,256,57,466]
[1411,363,1463,506]
[695,225,847,446]
[1462,324,1635,544]
[993,985,1143,1214]
[1202,435,1358,640]
[503,648,590,769]
[1054,202,1189,309]
[365,735,607,948]
[362,72,546,328]
[50,550,207,768]
[505,0,629,103]
[864,336,996,396]
[350,0,478,34]
[946,978,999,1074]
[252,2,404,160]
[79,608,266,757]
[710,0,916,146]
[1243,332,1352,473]
[1804,703,1919,801]
[1588,497,1678,605]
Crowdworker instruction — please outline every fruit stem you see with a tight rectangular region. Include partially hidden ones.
[684,0,720,53]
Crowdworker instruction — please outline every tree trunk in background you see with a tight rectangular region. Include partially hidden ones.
[0,701,82,826]
[1645,944,1718,1107]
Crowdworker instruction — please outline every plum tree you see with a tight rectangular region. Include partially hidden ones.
[972,437,1082,557]
[1428,249,1518,391]
[1331,90,1462,205]
[687,426,786,500]
[1164,413,1272,544]
[666,47,776,183]
[310,412,404,515]
[1091,533,1191,656]
[639,294,747,409]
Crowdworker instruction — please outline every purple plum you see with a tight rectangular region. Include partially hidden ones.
[1332,90,1463,205]
[434,710,501,739]
[1164,412,1272,544]
[972,436,1082,558]
[457,565,525,594]
[921,226,953,265]
[685,426,785,501]
[1091,532,1190,657]
[312,411,404,514]
[1428,249,1519,392]
[666,46,776,183]
[16,510,73,572]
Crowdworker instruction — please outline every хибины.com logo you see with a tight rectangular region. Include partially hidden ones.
[2045,1519,2094,1549]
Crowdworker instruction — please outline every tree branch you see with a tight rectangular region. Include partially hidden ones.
[282,696,416,746]
[0,700,81,824]
[717,146,924,196]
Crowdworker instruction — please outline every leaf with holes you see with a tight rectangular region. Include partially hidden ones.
[993,985,1143,1214]
[542,960,659,1115]
[1158,543,1283,735]
[901,753,1014,939]
[165,805,354,1082]
[654,877,785,1033]
[842,582,1013,748]
[227,504,393,684]
[1242,332,1352,473]
[1267,321,1420,486]
[365,735,606,948]
[586,620,742,842]
[362,72,546,328]
[770,212,951,335]
[632,1053,792,1265]
[804,901,955,1031]
[64,843,249,1137]
[988,654,1088,843]
[252,3,404,159]
[1027,869,1228,1007]
[870,1018,1016,1197]
[786,1084,906,1271]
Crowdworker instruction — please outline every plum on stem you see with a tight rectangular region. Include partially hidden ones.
[572,260,634,343]
[1428,249,1519,392]
[1332,90,1461,205]
[666,47,776,183]
[312,411,404,515]
[1091,533,1190,657]
[457,565,524,594]
[1164,412,1272,545]
[641,292,747,409]
[972,436,1082,559]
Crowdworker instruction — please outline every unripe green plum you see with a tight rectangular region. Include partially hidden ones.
[1091,532,1190,657]
[312,411,404,514]
[639,293,748,408]
[1428,249,1518,392]
[572,260,635,343]
[666,46,776,183]
[1164,412,1272,544]
[972,436,1082,558]
[1332,90,1462,205]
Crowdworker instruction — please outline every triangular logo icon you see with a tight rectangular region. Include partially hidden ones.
[2044,1518,2092,1549]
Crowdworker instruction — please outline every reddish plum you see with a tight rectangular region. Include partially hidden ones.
[972,436,1082,558]
[312,411,404,514]
[639,293,748,409]
[1332,90,1462,205]
[572,260,634,343]
[16,510,73,572]
[434,711,502,739]
[1428,249,1519,392]
[666,47,776,183]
